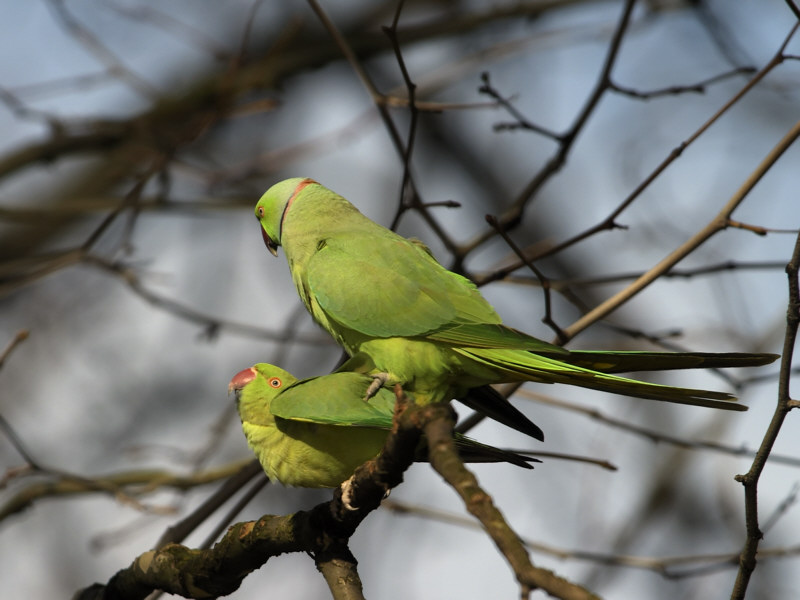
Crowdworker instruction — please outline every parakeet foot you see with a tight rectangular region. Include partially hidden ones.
[340,476,391,510]
[340,476,359,511]
[364,373,390,401]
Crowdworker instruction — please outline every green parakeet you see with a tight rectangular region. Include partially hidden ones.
[254,177,778,425]
[229,363,538,488]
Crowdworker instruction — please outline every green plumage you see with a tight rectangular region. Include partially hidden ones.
[230,363,537,488]
[254,178,778,433]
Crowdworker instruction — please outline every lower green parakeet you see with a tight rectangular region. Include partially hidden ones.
[253,178,778,428]
[229,363,539,489]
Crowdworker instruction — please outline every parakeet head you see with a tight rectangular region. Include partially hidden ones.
[229,363,298,422]
[229,363,296,395]
[255,177,317,257]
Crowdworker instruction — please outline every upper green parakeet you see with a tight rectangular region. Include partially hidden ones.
[229,363,538,488]
[254,177,778,425]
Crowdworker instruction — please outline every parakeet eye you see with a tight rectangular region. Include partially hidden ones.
[256,206,265,217]
[269,377,282,388]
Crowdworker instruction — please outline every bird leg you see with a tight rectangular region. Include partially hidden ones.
[364,372,390,402]
[339,476,359,511]
[339,475,391,511]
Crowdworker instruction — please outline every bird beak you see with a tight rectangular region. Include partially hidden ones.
[228,367,257,395]
[261,226,279,257]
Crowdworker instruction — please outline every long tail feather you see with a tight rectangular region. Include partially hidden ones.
[459,348,749,411]
[547,350,779,374]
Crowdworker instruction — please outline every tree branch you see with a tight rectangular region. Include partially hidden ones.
[730,231,800,599]
[421,402,602,600]
[564,115,800,340]
[1,459,256,524]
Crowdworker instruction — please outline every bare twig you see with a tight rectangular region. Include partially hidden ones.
[478,260,789,290]
[609,66,756,99]
[783,0,800,21]
[154,460,264,549]
[486,213,566,342]
[8,70,114,100]
[762,482,800,534]
[727,219,800,236]
[0,414,42,470]
[103,1,231,60]
[44,0,157,98]
[0,330,29,371]
[305,0,459,256]
[383,0,421,229]
[515,389,800,468]
[383,500,800,578]
[565,115,800,341]
[198,472,270,550]
[730,231,800,599]
[479,71,562,139]
[463,0,638,253]
[1,459,256,523]
[82,255,331,343]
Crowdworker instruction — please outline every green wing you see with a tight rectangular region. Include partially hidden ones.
[264,370,539,468]
[306,234,493,337]
[306,233,569,353]
[270,371,397,428]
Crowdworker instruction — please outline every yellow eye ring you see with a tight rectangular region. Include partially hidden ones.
[257,206,265,217]
[269,377,282,388]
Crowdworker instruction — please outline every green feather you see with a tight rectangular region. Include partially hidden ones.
[271,371,398,427]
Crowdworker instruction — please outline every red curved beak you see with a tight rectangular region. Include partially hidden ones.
[228,367,257,395]
[261,226,279,257]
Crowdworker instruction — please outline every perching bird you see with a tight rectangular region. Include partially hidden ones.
[254,177,778,427]
[229,363,539,488]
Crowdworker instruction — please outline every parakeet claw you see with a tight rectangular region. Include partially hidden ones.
[364,373,390,402]
[340,475,391,510]
[340,477,359,511]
